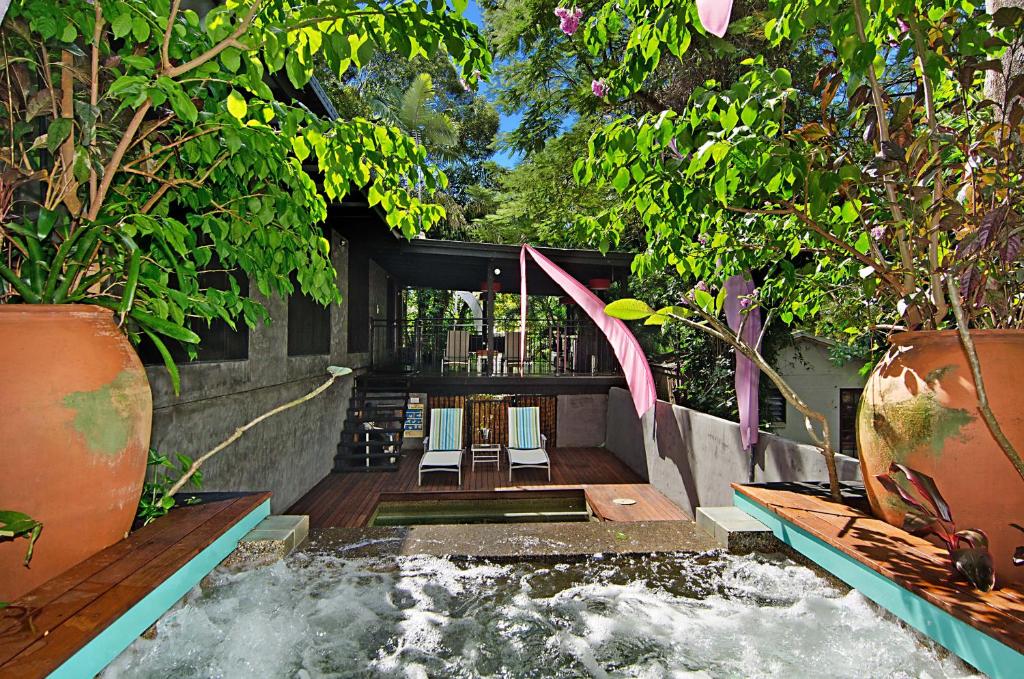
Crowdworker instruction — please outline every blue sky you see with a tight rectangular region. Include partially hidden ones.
[463,0,522,168]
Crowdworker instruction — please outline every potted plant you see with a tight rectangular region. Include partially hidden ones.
[0,0,488,599]
[574,0,1024,582]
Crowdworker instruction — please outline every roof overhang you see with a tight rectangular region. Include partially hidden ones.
[328,204,634,296]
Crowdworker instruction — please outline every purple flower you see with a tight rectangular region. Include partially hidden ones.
[459,77,471,92]
[897,17,911,34]
[697,233,709,245]
[739,297,753,309]
[591,79,608,97]
[695,280,709,293]
[870,225,886,241]
[554,6,583,35]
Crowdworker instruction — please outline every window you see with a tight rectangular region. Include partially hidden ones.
[764,386,787,425]
[288,276,331,356]
[139,268,249,365]
[839,388,861,456]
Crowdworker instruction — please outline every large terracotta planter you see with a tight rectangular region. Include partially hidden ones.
[858,330,1024,586]
[0,305,152,600]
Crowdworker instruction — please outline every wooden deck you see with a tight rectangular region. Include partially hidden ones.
[734,483,1024,670]
[289,447,689,528]
[0,492,270,678]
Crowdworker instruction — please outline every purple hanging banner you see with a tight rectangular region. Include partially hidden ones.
[724,273,761,450]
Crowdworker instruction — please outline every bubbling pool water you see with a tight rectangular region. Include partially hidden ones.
[104,551,979,678]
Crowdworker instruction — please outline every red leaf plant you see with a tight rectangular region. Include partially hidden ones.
[876,463,996,592]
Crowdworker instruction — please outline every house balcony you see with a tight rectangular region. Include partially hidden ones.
[367,317,626,395]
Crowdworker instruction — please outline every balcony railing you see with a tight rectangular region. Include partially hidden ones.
[370,318,620,376]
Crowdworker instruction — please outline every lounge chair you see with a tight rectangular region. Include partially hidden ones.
[507,406,550,481]
[441,329,471,373]
[502,330,533,374]
[419,408,465,485]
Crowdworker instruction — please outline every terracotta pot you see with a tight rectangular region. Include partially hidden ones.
[858,330,1024,586]
[0,305,151,600]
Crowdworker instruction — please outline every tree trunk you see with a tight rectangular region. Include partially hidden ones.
[986,0,1024,109]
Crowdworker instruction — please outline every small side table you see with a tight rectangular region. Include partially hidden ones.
[471,443,502,470]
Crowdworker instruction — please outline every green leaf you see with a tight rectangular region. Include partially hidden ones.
[111,13,132,39]
[605,298,656,320]
[132,16,151,42]
[46,118,72,152]
[142,327,181,395]
[841,200,858,223]
[854,231,871,254]
[226,90,247,120]
[694,289,714,312]
[611,167,630,192]
[721,104,739,132]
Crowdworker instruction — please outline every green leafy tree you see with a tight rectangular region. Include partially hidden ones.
[576,0,1024,489]
[321,50,501,237]
[0,0,489,392]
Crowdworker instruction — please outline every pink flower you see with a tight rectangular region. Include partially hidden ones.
[739,297,753,309]
[591,79,608,97]
[554,6,583,36]
[695,280,709,292]
[897,17,911,34]
[697,233,709,245]
[870,225,886,241]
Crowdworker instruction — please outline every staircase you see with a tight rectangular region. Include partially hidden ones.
[332,376,410,472]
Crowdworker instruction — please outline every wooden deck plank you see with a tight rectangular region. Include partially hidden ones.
[289,447,687,529]
[0,492,270,678]
[734,484,1024,656]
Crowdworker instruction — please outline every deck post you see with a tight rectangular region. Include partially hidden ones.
[486,260,495,375]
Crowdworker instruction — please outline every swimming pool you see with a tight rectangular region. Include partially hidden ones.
[103,550,978,678]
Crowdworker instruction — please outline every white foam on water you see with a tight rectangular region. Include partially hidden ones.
[103,552,981,679]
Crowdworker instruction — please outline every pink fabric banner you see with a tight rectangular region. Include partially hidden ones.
[723,273,761,450]
[519,244,656,418]
[697,0,734,38]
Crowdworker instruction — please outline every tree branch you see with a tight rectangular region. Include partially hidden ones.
[162,0,181,73]
[164,367,349,499]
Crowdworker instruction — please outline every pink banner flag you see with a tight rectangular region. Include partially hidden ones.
[724,273,761,450]
[696,0,734,38]
[520,244,656,417]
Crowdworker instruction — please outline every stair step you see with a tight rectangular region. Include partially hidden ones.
[341,427,406,436]
[338,438,405,448]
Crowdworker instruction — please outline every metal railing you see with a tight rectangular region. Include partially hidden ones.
[370,318,620,376]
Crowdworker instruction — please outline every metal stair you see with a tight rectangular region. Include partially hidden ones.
[332,377,410,472]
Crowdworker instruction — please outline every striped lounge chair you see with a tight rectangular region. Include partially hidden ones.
[507,406,550,482]
[420,408,465,486]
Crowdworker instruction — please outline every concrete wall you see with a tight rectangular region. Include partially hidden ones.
[147,232,386,512]
[556,394,607,447]
[604,387,861,518]
[772,337,866,450]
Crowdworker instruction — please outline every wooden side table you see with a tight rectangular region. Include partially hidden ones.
[471,443,501,470]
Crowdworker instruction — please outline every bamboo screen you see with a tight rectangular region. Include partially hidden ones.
[426,394,557,448]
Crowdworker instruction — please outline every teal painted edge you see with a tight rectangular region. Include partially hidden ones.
[733,490,1023,679]
[49,498,271,679]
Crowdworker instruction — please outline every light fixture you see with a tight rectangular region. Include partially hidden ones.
[494,267,501,275]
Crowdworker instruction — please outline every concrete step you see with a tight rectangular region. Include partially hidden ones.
[696,506,774,553]
[224,515,309,568]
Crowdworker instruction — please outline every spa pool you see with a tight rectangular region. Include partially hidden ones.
[103,550,979,678]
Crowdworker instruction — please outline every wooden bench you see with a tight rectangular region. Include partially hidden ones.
[734,482,1024,678]
[0,492,270,678]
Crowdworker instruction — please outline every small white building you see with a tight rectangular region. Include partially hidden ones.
[765,333,868,455]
